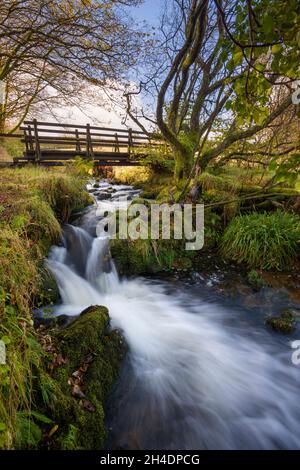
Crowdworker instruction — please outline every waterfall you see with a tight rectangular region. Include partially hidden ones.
[45,182,300,450]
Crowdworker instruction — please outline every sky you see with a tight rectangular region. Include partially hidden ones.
[43,0,164,128]
[131,0,163,26]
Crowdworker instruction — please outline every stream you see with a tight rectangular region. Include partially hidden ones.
[46,181,300,450]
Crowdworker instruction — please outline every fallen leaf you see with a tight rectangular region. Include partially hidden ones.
[72,370,83,379]
[80,399,96,412]
[71,384,85,399]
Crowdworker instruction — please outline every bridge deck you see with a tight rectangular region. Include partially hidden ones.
[8,120,159,166]
[0,120,162,166]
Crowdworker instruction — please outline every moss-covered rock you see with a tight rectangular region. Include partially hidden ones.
[247,269,267,291]
[36,306,125,450]
[110,238,162,275]
[266,310,297,334]
[111,237,194,276]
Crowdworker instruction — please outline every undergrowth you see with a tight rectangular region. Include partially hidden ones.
[220,210,300,270]
[0,166,91,448]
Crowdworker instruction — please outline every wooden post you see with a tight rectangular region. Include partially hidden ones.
[75,129,81,152]
[33,119,41,162]
[128,128,133,156]
[114,132,120,153]
[28,125,34,151]
[23,129,29,156]
[86,123,94,159]
[85,124,89,158]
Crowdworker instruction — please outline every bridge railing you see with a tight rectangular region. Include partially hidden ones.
[18,120,159,163]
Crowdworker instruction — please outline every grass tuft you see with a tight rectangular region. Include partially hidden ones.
[220,210,300,270]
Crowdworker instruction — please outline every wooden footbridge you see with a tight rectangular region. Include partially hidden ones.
[0,120,159,167]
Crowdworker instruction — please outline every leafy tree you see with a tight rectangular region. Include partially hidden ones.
[0,0,144,132]
[125,0,300,184]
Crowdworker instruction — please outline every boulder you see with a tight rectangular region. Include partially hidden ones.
[43,305,125,449]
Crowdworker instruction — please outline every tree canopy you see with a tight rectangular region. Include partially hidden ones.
[0,0,143,131]
[125,0,300,182]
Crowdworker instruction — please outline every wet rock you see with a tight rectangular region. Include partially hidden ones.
[247,269,267,291]
[42,305,125,450]
[34,312,76,329]
[266,309,298,334]
[56,314,75,327]
[63,224,92,276]
[260,271,300,306]
[95,192,112,200]
[222,281,253,298]
[241,295,264,309]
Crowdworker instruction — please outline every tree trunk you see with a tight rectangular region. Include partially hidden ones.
[174,147,193,181]
[0,108,5,135]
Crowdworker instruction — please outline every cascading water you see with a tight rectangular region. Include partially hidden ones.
[46,181,300,450]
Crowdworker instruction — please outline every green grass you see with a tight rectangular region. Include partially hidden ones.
[0,166,91,448]
[197,171,242,194]
[0,138,24,161]
[220,210,300,270]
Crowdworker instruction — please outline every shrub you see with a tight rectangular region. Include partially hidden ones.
[197,172,240,193]
[134,142,174,173]
[204,211,222,247]
[220,210,300,270]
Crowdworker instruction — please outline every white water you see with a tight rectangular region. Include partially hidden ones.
[46,183,300,450]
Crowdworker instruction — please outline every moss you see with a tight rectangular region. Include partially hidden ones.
[57,306,110,366]
[204,210,222,248]
[0,166,91,449]
[132,197,152,207]
[111,237,192,276]
[173,257,193,270]
[35,267,61,308]
[266,310,297,334]
[247,270,267,290]
[140,188,160,199]
[111,238,162,275]
[43,306,125,450]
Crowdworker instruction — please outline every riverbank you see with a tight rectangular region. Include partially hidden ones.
[0,166,123,449]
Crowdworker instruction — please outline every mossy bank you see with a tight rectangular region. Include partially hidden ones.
[0,166,123,449]
[34,306,125,449]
